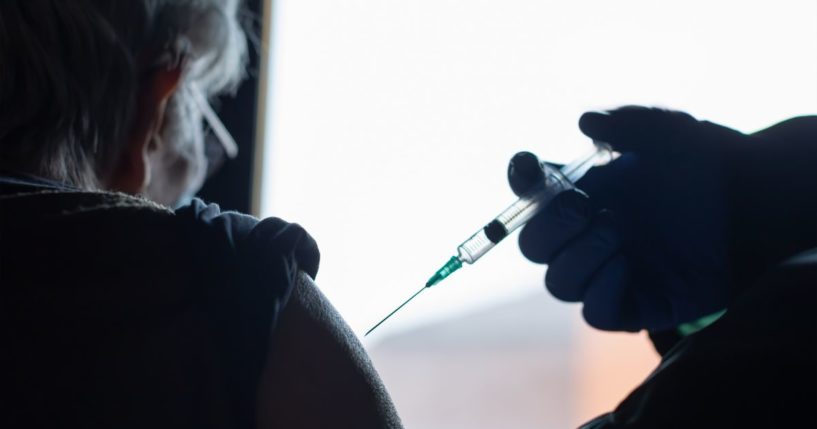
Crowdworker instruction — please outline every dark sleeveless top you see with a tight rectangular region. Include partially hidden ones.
[0,172,319,428]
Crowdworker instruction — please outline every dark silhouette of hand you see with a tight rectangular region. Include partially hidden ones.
[508,106,817,332]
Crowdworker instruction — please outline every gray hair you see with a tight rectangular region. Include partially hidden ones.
[0,0,248,189]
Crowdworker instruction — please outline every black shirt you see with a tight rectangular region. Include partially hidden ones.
[0,173,319,428]
[582,250,817,428]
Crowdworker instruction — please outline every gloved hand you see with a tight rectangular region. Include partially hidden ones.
[508,106,817,332]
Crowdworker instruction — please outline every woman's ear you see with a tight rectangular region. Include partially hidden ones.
[107,63,184,195]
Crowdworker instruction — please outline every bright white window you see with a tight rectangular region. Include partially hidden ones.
[258,1,816,426]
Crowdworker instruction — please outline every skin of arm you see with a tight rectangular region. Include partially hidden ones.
[255,272,403,429]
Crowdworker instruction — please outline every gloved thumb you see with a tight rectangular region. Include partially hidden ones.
[578,106,699,155]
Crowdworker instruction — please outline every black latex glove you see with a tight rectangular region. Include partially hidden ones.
[509,106,817,332]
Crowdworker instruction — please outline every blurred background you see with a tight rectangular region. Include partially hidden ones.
[204,1,817,427]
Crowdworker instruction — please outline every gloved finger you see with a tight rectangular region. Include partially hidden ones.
[580,254,641,332]
[578,106,698,155]
[518,190,592,264]
[508,151,546,197]
[543,210,620,302]
[750,116,817,143]
[573,152,640,211]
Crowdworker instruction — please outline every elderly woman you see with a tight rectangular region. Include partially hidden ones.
[0,1,401,428]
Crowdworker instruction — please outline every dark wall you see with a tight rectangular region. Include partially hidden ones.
[196,0,263,214]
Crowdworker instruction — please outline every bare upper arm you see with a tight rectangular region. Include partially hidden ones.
[256,272,402,429]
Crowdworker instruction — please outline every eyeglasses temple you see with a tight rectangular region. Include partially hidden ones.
[189,83,239,159]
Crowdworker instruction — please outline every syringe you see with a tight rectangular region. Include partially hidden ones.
[365,143,613,336]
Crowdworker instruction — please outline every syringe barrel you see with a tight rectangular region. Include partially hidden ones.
[457,229,495,264]
[457,164,575,264]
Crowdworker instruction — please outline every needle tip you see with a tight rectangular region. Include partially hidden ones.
[363,286,427,336]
